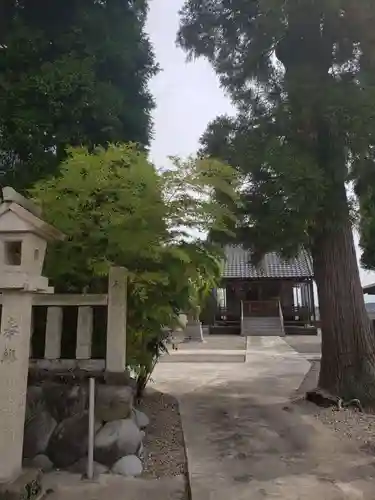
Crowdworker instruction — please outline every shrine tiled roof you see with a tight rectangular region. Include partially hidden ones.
[222,245,314,279]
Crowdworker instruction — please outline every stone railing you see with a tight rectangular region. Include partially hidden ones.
[0,267,127,375]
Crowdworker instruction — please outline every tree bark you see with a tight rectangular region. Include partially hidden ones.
[312,202,375,406]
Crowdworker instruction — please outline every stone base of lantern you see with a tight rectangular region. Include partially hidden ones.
[184,320,205,342]
[0,468,44,500]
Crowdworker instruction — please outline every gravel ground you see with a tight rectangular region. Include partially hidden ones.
[138,388,188,480]
[295,360,375,455]
[314,406,375,454]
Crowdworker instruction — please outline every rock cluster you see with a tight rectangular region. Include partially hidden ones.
[23,381,150,477]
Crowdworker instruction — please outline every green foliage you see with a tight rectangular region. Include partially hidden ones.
[31,144,236,395]
[178,0,375,260]
[0,0,158,190]
[125,240,224,396]
[30,143,168,292]
[126,329,170,400]
[355,145,375,269]
[161,155,238,240]
[200,113,326,259]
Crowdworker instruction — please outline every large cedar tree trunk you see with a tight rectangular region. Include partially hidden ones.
[312,203,375,405]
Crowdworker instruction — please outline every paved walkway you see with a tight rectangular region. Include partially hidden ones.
[153,337,375,499]
[160,335,246,363]
[43,471,186,500]
[285,333,322,361]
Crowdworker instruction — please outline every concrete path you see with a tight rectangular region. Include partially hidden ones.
[153,336,375,499]
[160,335,247,363]
[43,471,186,500]
[285,333,322,361]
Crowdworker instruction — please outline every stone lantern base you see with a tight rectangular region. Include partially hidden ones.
[184,320,205,343]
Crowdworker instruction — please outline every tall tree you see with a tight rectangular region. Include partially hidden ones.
[179,0,375,404]
[0,0,157,190]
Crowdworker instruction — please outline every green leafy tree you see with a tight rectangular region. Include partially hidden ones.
[0,0,157,190]
[30,143,183,395]
[161,155,237,240]
[179,0,375,404]
[31,143,236,395]
[160,154,237,319]
[126,239,223,397]
[30,143,168,292]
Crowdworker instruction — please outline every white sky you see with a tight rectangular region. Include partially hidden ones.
[145,0,375,294]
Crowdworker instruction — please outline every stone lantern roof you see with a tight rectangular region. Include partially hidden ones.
[0,187,64,241]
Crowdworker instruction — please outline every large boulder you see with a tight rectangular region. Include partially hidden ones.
[26,386,45,418]
[23,411,57,459]
[30,454,54,472]
[95,385,133,422]
[111,455,143,477]
[47,412,100,468]
[43,383,88,422]
[132,408,149,429]
[94,419,142,466]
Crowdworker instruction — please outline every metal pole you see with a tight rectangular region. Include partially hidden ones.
[87,377,95,480]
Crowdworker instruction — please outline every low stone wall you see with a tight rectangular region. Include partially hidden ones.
[23,369,149,477]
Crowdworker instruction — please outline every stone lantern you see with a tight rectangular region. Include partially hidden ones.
[0,187,64,484]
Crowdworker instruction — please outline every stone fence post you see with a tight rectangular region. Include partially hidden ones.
[106,267,127,373]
